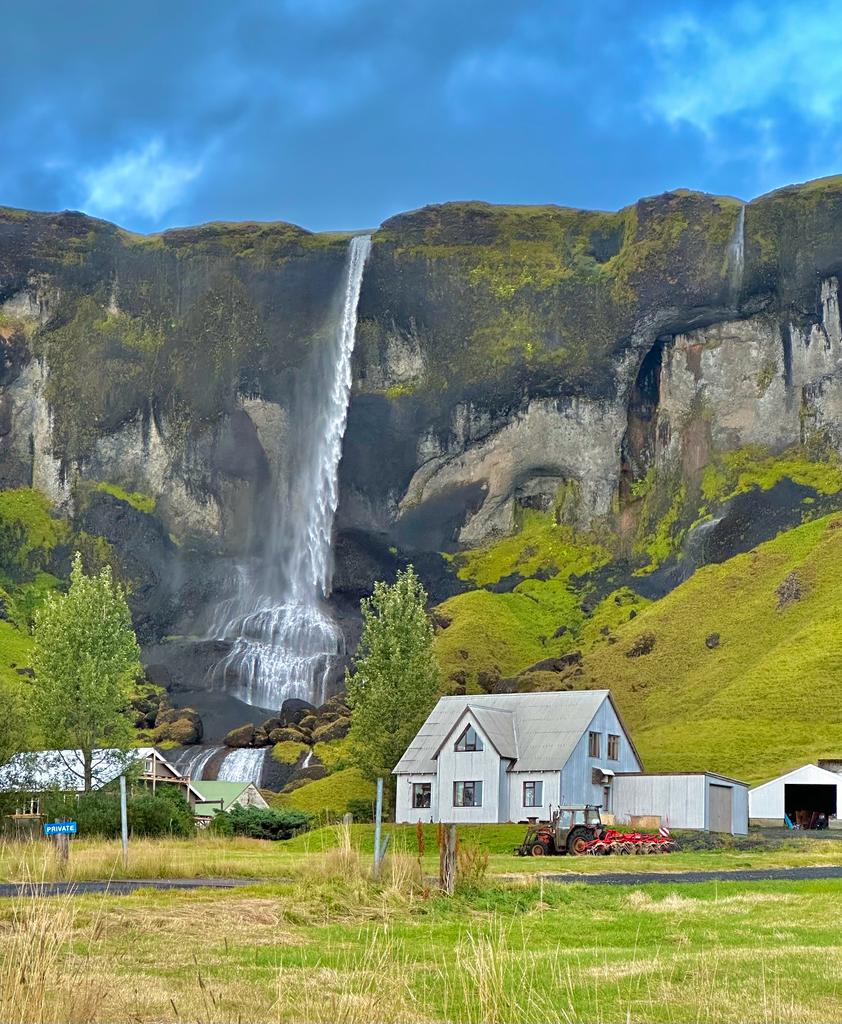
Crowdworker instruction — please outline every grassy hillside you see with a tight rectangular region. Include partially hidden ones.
[570,513,842,783]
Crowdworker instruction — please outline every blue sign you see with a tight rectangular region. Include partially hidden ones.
[44,821,77,836]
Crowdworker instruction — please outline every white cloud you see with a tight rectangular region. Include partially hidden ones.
[643,3,842,134]
[80,138,203,222]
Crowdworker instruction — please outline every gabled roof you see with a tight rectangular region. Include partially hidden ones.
[0,746,201,798]
[191,780,255,814]
[394,690,633,774]
[434,705,517,761]
[749,763,842,793]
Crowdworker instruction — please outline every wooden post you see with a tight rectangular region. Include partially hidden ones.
[119,775,129,871]
[439,824,457,896]
[55,830,69,870]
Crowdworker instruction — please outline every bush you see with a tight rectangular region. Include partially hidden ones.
[346,797,375,823]
[128,786,194,838]
[42,790,120,838]
[225,805,311,840]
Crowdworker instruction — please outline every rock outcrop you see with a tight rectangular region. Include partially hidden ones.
[4,179,842,729]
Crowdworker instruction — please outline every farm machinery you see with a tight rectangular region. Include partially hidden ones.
[514,805,678,856]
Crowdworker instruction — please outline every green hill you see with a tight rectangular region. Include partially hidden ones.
[566,513,842,784]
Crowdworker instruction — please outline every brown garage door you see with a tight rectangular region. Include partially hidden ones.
[709,784,733,833]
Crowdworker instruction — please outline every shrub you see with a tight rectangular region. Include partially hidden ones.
[225,805,311,840]
[346,797,375,823]
[128,786,194,838]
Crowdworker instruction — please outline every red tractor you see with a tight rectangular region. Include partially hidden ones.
[515,805,605,856]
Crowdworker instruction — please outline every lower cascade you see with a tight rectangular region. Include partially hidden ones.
[216,748,267,787]
[208,234,372,710]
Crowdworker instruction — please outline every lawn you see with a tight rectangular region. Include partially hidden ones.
[4,824,842,883]
[5,864,842,1022]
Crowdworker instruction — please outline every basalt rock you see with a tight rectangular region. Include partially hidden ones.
[224,723,256,748]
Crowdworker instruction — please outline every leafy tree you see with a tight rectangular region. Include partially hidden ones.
[346,566,440,800]
[30,553,141,791]
[129,785,194,838]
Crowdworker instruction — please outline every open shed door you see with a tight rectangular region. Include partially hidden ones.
[709,784,733,833]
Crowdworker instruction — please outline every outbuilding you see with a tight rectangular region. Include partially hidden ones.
[613,772,749,835]
[749,764,842,826]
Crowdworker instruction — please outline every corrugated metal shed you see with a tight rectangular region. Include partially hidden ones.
[394,690,618,774]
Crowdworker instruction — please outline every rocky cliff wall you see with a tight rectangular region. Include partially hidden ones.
[3,179,842,709]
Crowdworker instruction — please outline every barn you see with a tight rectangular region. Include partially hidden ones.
[749,764,842,826]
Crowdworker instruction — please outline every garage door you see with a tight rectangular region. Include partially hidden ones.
[709,784,733,833]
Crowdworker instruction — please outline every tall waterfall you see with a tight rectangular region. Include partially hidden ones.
[216,748,266,786]
[727,204,745,297]
[209,235,372,710]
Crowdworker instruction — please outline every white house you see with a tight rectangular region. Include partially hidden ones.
[749,763,842,825]
[393,690,643,824]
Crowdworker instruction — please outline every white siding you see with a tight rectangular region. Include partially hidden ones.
[395,773,437,823]
[749,764,842,820]
[613,774,707,830]
[560,698,642,808]
[613,773,749,834]
[437,720,504,822]
[507,771,560,822]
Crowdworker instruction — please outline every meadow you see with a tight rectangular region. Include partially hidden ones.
[2,826,842,1022]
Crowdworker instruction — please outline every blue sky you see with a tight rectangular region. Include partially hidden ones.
[2,0,840,232]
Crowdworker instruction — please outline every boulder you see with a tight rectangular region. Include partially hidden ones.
[626,632,656,658]
[268,726,309,744]
[312,716,351,743]
[224,723,256,748]
[154,716,202,744]
[280,699,316,727]
[297,714,318,734]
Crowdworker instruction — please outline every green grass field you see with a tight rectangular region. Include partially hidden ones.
[6,866,842,1022]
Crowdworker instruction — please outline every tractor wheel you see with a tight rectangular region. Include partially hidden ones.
[530,842,548,857]
[566,827,592,856]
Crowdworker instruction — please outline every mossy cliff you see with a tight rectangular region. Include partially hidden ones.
[3,178,842,760]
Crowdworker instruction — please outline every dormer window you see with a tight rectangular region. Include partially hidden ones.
[455,725,483,752]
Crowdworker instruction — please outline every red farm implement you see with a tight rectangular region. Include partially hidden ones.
[583,828,678,855]
[515,807,679,856]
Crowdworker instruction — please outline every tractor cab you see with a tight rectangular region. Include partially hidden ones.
[515,804,604,857]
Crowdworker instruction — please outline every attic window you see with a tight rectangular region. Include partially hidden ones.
[455,725,483,752]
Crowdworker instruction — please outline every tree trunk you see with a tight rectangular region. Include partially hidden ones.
[83,749,93,793]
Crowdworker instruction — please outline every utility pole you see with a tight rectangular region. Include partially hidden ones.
[372,778,391,878]
[119,774,129,871]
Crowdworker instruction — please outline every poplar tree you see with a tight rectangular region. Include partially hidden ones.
[346,566,440,799]
[31,553,141,791]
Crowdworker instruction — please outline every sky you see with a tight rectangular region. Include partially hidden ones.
[1,0,840,233]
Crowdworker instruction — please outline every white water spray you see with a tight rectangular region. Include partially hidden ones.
[216,747,266,786]
[209,235,372,709]
[176,746,219,782]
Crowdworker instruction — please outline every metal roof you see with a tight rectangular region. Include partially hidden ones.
[0,747,195,795]
[394,690,614,774]
[191,781,253,814]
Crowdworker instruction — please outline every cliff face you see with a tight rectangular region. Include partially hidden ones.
[3,178,842,728]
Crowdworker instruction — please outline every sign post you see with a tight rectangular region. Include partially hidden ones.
[43,821,76,870]
[119,774,129,870]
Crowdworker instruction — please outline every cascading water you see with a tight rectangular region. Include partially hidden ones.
[727,204,745,297]
[174,745,219,782]
[208,235,372,710]
[216,748,266,786]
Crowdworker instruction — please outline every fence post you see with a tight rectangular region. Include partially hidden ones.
[439,824,457,895]
[119,775,129,871]
[373,777,383,878]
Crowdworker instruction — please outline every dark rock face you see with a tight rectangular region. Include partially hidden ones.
[224,723,256,748]
[4,179,842,735]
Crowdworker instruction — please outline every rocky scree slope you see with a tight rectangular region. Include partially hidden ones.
[1,180,842,774]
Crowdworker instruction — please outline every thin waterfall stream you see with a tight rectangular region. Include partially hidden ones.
[207,235,372,711]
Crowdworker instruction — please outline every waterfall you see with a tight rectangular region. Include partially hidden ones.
[216,747,266,786]
[727,204,745,298]
[209,235,372,709]
[175,746,220,782]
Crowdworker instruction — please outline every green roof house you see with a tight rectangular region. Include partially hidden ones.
[191,780,269,823]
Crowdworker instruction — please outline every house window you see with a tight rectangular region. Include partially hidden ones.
[607,734,620,760]
[412,783,431,809]
[523,781,543,807]
[453,781,483,807]
[603,785,612,812]
[455,725,483,752]
[588,731,601,757]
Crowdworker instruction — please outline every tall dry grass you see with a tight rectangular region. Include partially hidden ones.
[0,887,105,1024]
